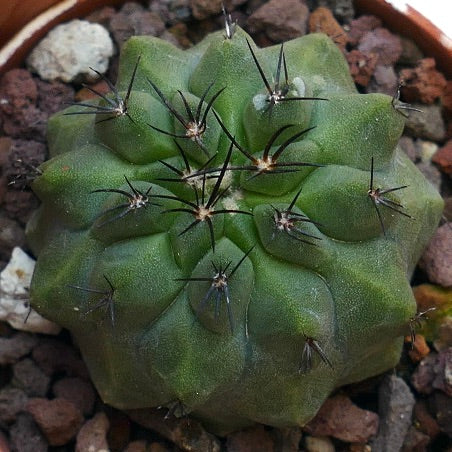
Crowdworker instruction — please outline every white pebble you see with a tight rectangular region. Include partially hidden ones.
[0,247,61,335]
[26,20,114,83]
[305,435,335,452]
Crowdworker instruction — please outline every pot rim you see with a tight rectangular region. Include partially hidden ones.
[355,0,451,78]
[0,0,450,77]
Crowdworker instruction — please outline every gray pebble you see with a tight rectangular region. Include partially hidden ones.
[371,374,415,452]
[9,413,48,452]
[404,104,446,142]
[12,358,51,397]
[0,387,28,423]
[398,136,417,162]
[416,160,442,192]
[0,332,37,365]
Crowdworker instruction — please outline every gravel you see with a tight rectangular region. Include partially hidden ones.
[0,1,450,450]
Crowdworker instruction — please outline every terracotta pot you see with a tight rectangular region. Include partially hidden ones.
[0,0,61,45]
[0,0,450,76]
[355,0,452,78]
[0,0,127,74]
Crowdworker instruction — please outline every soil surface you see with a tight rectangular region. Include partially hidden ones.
[0,1,451,451]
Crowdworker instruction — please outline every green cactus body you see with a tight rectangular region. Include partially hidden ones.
[27,27,443,434]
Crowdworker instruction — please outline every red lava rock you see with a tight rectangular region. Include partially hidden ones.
[346,50,378,87]
[430,391,452,436]
[0,69,47,141]
[0,332,38,366]
[75,412,109,452]
[110,2,166,47]
[0,135,11,166]
[407,334,431,363]
[432,139,452,175]
[442,80,452,118]
[419,223,452,287]
[252,32,275,48]
[226,424,275,452]
[1,104,47,142]
[432,348,452,396]
[2,189,39,224]
[191,0,223,20]
[0,69,38,114]
[402,425,430,452]
[32,338,89,379]
[346,15,382,46]
[9,413,48,452]
[247,0,310,42]
[26,397,84,446]
[304,394,379,443]
[412,349,452,397]
[0,387,28,424]
[4,139,46,191]
[85,5,117,27]
[308,7,347,52]
[400,59,447,104]
[35,79,75,115]
[446,120,452,139]
[412,353,437,395]
[358,28,402,66]
[52,377,96,416]
[413,400,441,439]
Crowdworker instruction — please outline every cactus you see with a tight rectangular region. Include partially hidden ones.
[27,25,443,434]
